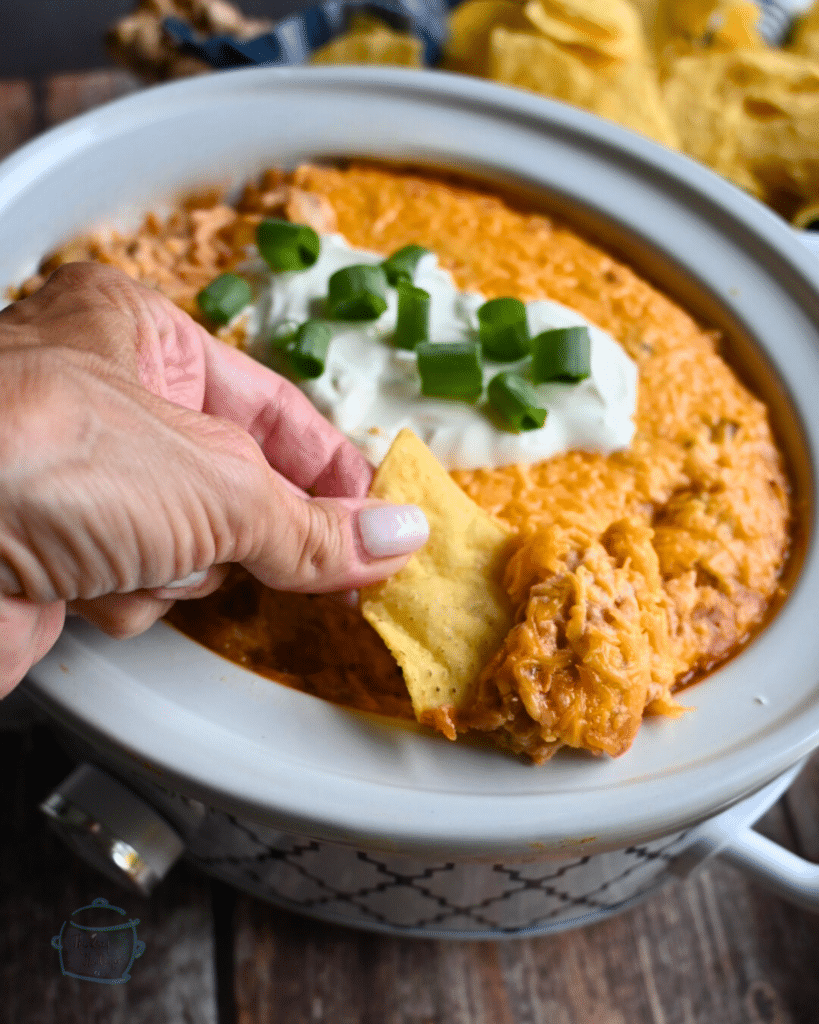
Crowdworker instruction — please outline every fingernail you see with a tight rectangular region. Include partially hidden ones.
[356,505,429,559]
[163,569,209,590]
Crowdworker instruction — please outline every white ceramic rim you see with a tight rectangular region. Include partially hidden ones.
[9,66,819,858]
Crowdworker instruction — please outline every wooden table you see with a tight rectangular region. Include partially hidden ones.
[2,69,819,1024]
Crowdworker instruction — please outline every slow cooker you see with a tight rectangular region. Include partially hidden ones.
[4,66,819,936]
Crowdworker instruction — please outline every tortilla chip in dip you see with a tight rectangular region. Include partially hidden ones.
[360,429,515,739]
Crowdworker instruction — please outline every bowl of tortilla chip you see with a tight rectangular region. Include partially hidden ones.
[7,66,819,933]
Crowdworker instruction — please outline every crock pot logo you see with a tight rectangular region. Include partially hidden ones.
[51,897,145,983]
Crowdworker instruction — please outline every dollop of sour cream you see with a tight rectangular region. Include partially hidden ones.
[245,235,637,471]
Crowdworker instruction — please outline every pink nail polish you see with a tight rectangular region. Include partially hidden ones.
[356,505,429,559]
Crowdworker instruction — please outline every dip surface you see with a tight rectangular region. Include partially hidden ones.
[34,162,791,762]
[259,165,789,761]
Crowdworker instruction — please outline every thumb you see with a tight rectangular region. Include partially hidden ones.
[242,484,429,594]
[0,596,65,697]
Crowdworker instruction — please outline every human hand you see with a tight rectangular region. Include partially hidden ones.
[0,263,428,695]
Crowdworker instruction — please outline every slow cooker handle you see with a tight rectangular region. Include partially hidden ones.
[668,763,819,914]
[40,764,185,896]
[715,827,819,913]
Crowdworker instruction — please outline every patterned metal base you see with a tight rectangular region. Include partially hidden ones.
[184,811,692,938]
[129,775,692,938]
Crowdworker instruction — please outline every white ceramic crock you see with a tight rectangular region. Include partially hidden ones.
[5,67,819,934]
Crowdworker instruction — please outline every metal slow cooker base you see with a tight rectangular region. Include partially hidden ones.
[37,719,818,939]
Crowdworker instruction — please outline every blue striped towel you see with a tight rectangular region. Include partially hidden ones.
[164,1,461,70]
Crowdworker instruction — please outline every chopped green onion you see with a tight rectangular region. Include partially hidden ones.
[381,244,431,286]
[326,264,389,321]
[394,283,430,350]
[531,326,591,383]
[196,273,252,326]
[256,219,320,272]
[416,341,483,400]
[270,319,299,350]
[477,297,531,362]
[288,320,332,379]
[488,372,548,432]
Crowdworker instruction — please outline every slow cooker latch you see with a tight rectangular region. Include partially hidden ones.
[39,763,185,896]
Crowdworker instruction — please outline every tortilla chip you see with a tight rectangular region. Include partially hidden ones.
[629,0,661,32]
[790,2,819,61]
[711,1,764,50]
[309,29,423,67]
[792,200,819,229]
[662,55,760,194]
[347,11,394,35]
[654,0,765,69]
[360,429,515,737]
[663,49,819,216]
[523,0,644,61]
[489,26,679,147]
[442,0,532,76]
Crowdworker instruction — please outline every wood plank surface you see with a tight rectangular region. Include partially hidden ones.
[3,66,819,1024]
[0,70,139,162]
[44,69,139,126]
[0,726,219,1024]
[230,830,819,1024]
[0,79,35,158]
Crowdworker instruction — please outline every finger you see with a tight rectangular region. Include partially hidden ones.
[272,468,309,499]
[7,263,211,412]
[145,291,208,409]
[148,564,229,600]
[69,564,229,635]
[4,263,147,382]
[68,592,175,640]
[199,332,373,499]
[0,596,64,697]
[243,487,430,593]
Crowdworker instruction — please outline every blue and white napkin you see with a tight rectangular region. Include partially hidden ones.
[164,1,460,69]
